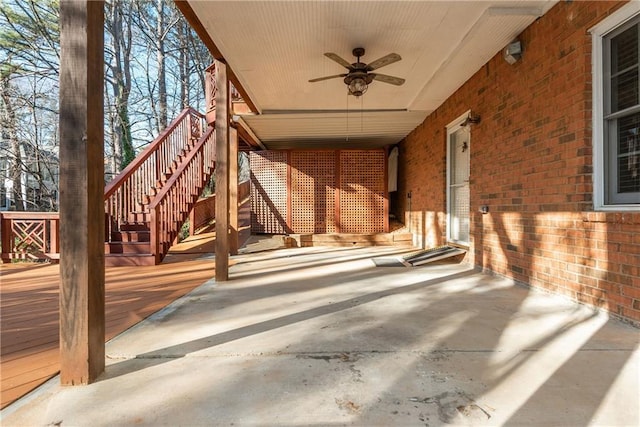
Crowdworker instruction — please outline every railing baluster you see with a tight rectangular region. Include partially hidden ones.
[147,126,215,260]
[0,108,213,265]
[103,107,205,234]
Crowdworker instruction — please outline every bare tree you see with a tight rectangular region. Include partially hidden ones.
[0,0,59,211]
[1,0,213,208]
[105,0,134,173]
[0,67,24,210]
[134,0,180,133]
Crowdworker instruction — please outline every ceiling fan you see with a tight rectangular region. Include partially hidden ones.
[309,47,405,97]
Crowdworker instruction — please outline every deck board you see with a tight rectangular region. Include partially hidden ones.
[0,241,219,409]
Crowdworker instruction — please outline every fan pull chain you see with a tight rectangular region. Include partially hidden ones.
[360,95,364,133]
[345,91,349,143]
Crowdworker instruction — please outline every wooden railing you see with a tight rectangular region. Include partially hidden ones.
[205,62,245,124]
[148,127,216,263]
[188,195,215,236]
[1,212,60,263]
[1,104,240,265]
[104,108,205,238]
[0,172,242,264]
[1,107,209,264]
[188,180,250,235]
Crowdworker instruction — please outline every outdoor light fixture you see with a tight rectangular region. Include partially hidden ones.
[462,111,481,127]
[503,40,522,64]
[344,72,373,97]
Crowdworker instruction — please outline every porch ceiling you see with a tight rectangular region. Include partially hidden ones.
[186,0,557,149]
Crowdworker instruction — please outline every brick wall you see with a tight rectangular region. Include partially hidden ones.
[397,1,640,324]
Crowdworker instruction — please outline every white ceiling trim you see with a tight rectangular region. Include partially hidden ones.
[242,110,429,149]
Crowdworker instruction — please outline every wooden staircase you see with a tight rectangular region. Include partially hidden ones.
[104,108,216,266]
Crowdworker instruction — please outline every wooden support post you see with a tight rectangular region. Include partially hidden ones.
[58,0,105,385]
[1,215,10,263]
[286,150,292,233]
[383,148,389,233]
[50,216,59,255]
[229,126,239,255]
[215,60,230,281]
[204,64,217,126]
[335,150,341,233]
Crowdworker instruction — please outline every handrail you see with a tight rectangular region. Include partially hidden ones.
[0,212,59,219]
[148,126,216,262]
[104,107,206,240]
[104,108,204,198]
[3,107,215,265]
[148,127,215,209]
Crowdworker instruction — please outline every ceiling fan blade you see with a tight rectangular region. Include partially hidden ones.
[324,52,352,69]
[371,73,405,86]
[366,53,402,71]
[309,74,347,83]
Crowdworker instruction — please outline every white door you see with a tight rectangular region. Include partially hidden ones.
[447,119,470,246]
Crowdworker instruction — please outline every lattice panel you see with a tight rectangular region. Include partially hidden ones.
[250,151,289,234]
[339,150,386,233]
[12,220,47,253]
[291,151,336,233]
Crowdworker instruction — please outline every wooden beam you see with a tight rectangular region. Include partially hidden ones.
[229,127,239,255]
[58,0,105,385]
[215,61,230,281]
[232,116,267,150]
[174,1,258,114]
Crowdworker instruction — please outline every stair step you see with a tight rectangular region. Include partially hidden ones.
[111,231,150,242]
[128,212,150,223]
[119,223,150,232]
[105,254,156,267]
[105,242,151,255]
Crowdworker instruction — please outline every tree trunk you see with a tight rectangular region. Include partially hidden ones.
[179,20,189,109]
[156,0,167,131]
[0,75,24,210]
[106,0,135,171]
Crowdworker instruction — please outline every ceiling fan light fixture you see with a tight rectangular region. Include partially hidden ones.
[348,76,368,97]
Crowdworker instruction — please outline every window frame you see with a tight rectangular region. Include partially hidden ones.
[591,2,640,211]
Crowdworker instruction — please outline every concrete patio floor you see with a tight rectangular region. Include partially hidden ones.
[2,244,639,426]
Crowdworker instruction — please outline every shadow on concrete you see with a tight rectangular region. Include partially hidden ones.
[103,269,477,379]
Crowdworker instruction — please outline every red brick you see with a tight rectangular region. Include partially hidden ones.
[397,0,638,324]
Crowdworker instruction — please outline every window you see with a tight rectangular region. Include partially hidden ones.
[592,2,640,210]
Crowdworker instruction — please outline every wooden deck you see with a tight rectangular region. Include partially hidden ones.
[0,238,220,409]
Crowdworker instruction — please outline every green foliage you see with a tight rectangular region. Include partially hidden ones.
[178,218,190,242]
[0,0,60,78]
